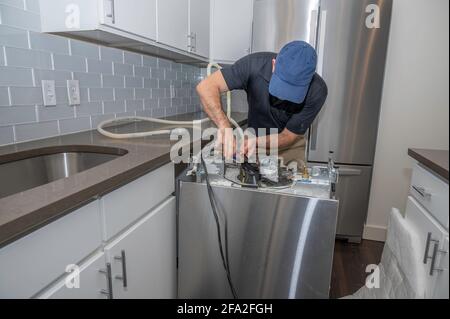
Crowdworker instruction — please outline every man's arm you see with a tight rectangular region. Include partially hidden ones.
[243,128,302,157]
[196,70,231,130]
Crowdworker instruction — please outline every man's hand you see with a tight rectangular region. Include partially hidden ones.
[216,127,237,160]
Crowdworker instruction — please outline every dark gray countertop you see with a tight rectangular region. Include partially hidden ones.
[0,112,247,248]
[408,148,449,182]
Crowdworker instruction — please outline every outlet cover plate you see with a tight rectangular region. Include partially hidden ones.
[67,80,81,106]
[41,80,57,106]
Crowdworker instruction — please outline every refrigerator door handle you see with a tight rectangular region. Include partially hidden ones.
[338,168,363,177]
[316,10,327,76]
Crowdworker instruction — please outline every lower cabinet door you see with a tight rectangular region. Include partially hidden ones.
[105,196,176,299]
[37,252,109,299]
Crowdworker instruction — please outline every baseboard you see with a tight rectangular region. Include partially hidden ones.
[363,224,387,242]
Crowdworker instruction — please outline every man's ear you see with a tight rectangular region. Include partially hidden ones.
[272,59,276,72]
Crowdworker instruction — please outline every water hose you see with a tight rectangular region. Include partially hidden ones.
[97,62,240,139]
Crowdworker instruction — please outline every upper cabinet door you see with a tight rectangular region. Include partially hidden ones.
[157,0,189,51]
[211,0,254,63]
[189,0,210,58]
[101,0,157,40]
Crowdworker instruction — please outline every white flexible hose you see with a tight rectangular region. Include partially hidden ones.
[97,62,238,139]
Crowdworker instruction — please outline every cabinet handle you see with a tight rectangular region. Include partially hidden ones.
[412,185,432,199]
[114,250,128,288]
[106,0,115,24]
[99,263,114,299]
[424,232,439,264]
[429,241,447,276]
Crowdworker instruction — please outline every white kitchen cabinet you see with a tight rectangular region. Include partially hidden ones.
[0,200,102,299]
[210,0,254,64]
[157,0,189,51]
[105,197,177,299]
[37,252,109,299]
[40,0,208,63]
[189,0,210,58]
[101,163,174,240]
[100,0,157,40]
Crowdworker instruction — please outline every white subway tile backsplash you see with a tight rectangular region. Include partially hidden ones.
[151,108,165,118]
[87,59,113,75]
[0,47,4,66]
[0,4,41,32]
[124,51,142,66]
[91,113,114,128]
[102,75,124,88]
[5,46,52,69]
[125,76,143,88]
[144,98,158,109]
[59,117,91,134]
[34,69,72,87]
[134,66,150,78]
[74,101,103,117]
[29,32,69,54]
[0,105,36,125]
[151,68,164,79]
[103,100,125,114]
[144,78,158,89]
[114,88,134,100]
[89,88,114,101]
[100,47,123,63]
[113,62,133,76]
[125,99,144,112]
[135,88,151,100]
[0,66,33,86]
[157,58,171,69]
[15,120,59,142]
[73,72,102,88]
[53,53,86,72]
[38,104,74,121]
[0,125,14,145]
[0,4,202,146]
[0,25,29,48]
[10,86,43,105]
[70,40,99,59]
[142,55,157,67]
[0,87,9,105]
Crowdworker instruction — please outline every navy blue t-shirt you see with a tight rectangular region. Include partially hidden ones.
[221,52,328,135]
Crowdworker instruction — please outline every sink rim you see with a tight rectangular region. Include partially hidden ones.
[0,145,129,166]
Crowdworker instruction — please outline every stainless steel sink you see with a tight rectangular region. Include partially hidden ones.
[0,146,127,199]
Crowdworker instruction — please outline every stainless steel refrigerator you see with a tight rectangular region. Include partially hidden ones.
[252,0,392,242]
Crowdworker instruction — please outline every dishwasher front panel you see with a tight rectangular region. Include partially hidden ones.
[178,180,339,299]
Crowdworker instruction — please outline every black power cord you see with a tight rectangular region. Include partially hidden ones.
[201,155,238,299]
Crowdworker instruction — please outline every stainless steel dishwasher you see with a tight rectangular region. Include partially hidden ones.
[177,159,339,299]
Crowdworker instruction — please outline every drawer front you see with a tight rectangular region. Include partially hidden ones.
[0,200,102,299]
[102,163,174,240]
[405,196,447,298]
[411,163,449,230]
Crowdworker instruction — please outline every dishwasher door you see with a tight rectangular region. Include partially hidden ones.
[177,180,339,299]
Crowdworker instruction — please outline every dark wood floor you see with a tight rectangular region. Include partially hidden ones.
[330,239,385,299]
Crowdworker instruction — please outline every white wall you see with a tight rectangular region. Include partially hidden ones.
[364,0,449,241]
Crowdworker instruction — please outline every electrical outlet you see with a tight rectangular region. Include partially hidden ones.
[41,80,57,106]
[67,80,81,106]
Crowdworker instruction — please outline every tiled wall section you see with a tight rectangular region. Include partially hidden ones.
[0,0,203,146]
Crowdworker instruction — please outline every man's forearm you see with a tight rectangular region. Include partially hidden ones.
[197,85,231,130]
[257,130,302,151]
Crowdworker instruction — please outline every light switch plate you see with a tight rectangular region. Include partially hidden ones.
[41,80,56,106]
[67,80,81,106]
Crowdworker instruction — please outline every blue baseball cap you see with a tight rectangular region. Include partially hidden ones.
[269,41,317,104]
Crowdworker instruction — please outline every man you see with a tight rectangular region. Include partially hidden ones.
[196,41,328,166]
